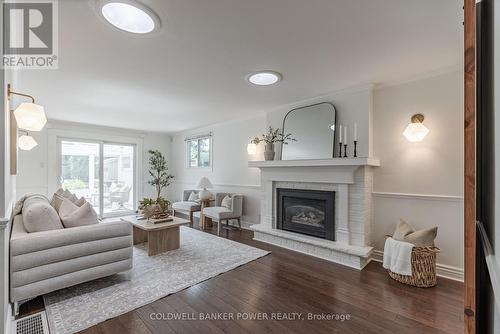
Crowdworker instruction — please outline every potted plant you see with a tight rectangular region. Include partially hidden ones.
[139,150,174,219]
[252,126,296,161]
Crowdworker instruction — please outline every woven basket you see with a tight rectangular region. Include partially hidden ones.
[385,235,440,288]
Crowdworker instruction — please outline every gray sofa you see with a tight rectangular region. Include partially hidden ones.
[10,213,133,308]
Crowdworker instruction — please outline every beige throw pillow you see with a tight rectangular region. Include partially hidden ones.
[221,195,232,210]
[74,197,86,207]
[392,220,414,241]
[393,219,437,247]
[188,191,198,202]
[59,198,98,228]
[22,195,64,233]
[51,188,78,211]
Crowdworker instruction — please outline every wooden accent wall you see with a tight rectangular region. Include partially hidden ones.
[464,0,476,333]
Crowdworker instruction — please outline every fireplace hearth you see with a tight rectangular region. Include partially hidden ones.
[277,188,335,240]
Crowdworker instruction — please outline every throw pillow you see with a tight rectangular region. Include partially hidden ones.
[392,220,414,241]
[221,195,232,210]
[58,198,98,228]
[22,195,64,233]
[188,191,198,201]
[405,227,438,247]
[51,188,79,211]
[74,197,86,207]
[392,219,437,247]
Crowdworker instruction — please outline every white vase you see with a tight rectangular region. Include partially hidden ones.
[264,143,275,161]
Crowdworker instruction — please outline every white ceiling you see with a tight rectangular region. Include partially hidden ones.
[11,0,463,133]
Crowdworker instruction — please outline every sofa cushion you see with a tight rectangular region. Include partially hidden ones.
[59,199,98,228]
[22,195,64,233]
[172,201,201,212]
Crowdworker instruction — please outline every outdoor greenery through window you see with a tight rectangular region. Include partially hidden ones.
[60,140,135,217]
[186,135,211,168]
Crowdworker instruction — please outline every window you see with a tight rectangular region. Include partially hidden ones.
[186,135,211,168]
[60,139,136,218]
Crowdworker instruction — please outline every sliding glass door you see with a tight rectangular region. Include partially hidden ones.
[59,139,136,217]
[103,144,135,215]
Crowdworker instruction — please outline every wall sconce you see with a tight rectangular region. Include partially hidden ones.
[403,114,429,142]
[247,143,257,155]
[18,132,38,151]
[8,84,47,131]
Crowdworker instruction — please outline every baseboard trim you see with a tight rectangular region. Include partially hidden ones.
[372,192,463,202]
[371,250,464,282]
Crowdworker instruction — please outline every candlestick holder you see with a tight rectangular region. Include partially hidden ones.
[338,142,343,158]
[343,144,348,158]
[353,141,358,158]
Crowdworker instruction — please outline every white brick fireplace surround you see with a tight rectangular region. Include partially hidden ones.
[249,158,380,269]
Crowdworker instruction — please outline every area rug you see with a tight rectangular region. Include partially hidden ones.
[43,226,269,334]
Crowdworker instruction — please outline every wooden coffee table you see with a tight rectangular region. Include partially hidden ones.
[121,216,190,256]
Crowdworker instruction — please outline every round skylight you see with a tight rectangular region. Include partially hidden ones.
[100,1,159,34]
[247,71,282,86]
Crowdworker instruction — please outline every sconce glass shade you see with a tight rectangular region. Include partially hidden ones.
[247,143,257,155]
[403,122,429,142]
[14,103,47,131]
[18,135,38,150]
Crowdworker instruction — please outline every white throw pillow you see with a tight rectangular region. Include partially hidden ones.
[188,191,198,201]
[58,198,98,228]
[221,195,232,210]
[22,195,64,233]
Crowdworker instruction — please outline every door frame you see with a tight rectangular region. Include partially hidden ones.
[464,0,476,333]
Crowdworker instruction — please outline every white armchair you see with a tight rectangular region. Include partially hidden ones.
[202,193,243,235]
[172,190,201,226]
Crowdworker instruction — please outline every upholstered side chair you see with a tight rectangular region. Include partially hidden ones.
[172,190,201,226]
[202,193,243,235]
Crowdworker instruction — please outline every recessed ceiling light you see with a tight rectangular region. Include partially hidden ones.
[100,1,160,34]
[247,71,282,86]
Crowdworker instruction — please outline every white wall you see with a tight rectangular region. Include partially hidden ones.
[266,85,374,158]
[170,116,266,226]
[16,121,171,204]
[372,70,464,274]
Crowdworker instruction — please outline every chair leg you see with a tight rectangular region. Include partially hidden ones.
[217,220,220,236]
[189,211,193,227]
[237,218,241,230]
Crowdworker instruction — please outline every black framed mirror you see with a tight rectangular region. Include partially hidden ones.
[281,102,336,160]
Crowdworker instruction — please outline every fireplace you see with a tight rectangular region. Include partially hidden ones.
[276,188,335,240]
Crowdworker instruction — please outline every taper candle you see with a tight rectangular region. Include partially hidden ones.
[354,123,358,141]
[339,124,342,142]
[344,126,347,144]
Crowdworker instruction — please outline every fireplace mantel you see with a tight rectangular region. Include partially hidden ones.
[248,157,380,169]
[249,157,380,185]
[249,157,380,269]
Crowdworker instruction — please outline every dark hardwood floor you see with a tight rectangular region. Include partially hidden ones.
[19,226,464,334]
